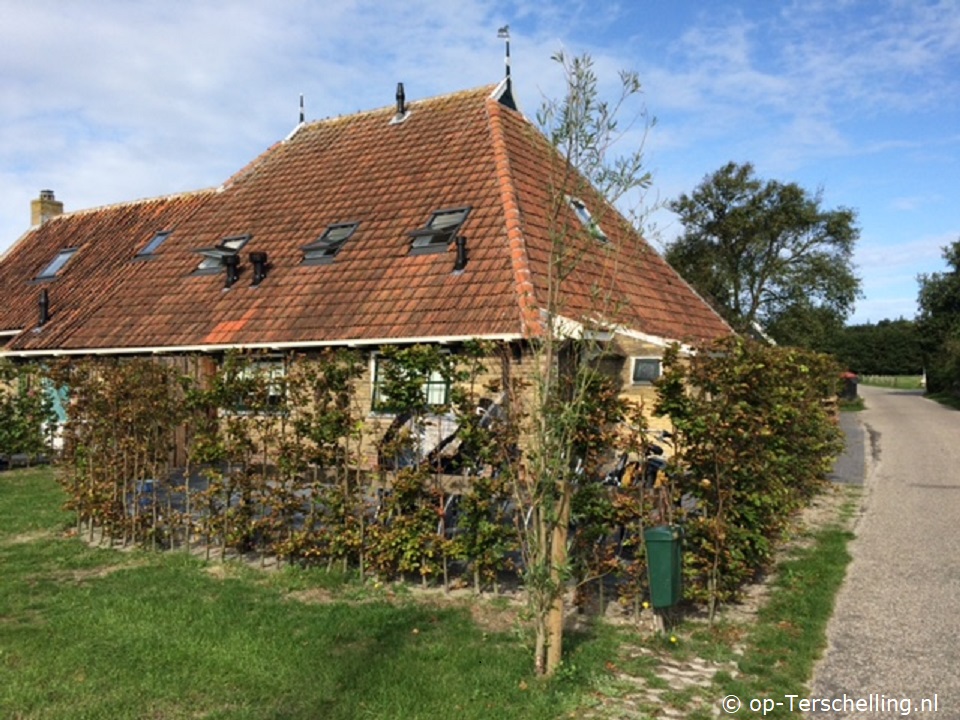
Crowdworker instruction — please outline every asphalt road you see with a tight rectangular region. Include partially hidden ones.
[809,385,960,718]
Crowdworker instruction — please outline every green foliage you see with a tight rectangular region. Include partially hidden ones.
[666,161,861,345]
[820,318,922,375]
[917,238,960,393]
[0,359,56,460]
[655,337,843,606]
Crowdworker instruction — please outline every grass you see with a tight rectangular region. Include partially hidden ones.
[583,486,861,719]
[0,468,610,720]
[857,374,924,389]
[1,468,860,720]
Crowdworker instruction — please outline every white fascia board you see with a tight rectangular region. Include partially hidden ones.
[0,329,22,337]
[549,313,693,354]
[0,333,525,359]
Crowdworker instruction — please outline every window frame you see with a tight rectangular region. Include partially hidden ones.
[370,352,452,415]
[34,248,78,281]
[408,207,470,255]
[222,357,287,415]
[193,234,251,274]
[631,356,662,385]
[301,222,359,265]
[135,230,173,259]
[566,196,608,242]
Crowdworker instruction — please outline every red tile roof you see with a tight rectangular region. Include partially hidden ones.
[0,83,730,355]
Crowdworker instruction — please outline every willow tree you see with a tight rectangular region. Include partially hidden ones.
[516,51,653,676]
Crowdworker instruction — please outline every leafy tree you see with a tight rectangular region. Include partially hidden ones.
[917,239,960,393]
[666,161,861,345]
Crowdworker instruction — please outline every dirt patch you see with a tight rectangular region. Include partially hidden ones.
[2,529,56,546]
[34,560,145,585]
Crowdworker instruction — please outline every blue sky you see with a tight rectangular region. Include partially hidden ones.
[1,0,957,324]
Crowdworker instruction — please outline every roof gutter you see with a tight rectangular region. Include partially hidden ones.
[0,333,526,359]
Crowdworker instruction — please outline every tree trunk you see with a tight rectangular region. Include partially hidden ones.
[545,478,572,676]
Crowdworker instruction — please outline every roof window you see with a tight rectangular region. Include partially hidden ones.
[301,222,359,265]
[135,230,172,258]
[35,248,78,281]
[409,207,469,255]
[193,234,250,273]
[567,196,607,242]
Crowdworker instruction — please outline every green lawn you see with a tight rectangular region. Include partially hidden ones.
[857,374,924,389]
[0,467,859,720]
[0,468,604,720]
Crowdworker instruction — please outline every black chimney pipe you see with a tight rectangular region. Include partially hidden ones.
[454,236,468,272]
[396,82,405,116]
[223,253,240,289]
[250,251,268,286]
[38,289,49,326]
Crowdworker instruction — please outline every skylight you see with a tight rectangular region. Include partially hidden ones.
[194,234,250,272]
[35,248,78,280]
[301,222,359,265]
[136,230,172,258]
[409,207,470,255]
[566,196,607,242]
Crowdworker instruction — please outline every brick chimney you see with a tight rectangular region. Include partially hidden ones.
[31,190,64,226]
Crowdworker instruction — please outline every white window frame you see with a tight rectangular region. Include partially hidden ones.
[370,352,452,415]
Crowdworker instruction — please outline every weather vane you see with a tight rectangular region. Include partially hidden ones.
[498,25,510,80]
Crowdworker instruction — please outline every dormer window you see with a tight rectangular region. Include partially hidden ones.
[193,234,250,273]
[408,207,469,255]
[35,248,77,281]
[566,196,607,242]
[135,230,172,259]
[301,222,359,265]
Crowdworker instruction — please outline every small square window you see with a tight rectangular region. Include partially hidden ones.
[301,222,359,264]
[35,248,77,280]
[632,357,661,384]
[567,196,607,241]
[409,207,469,254]
[194,234,250,272]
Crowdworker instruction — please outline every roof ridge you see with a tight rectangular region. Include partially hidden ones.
[486,98,542,338]
[300,84,502,129]
[49,188,218,222]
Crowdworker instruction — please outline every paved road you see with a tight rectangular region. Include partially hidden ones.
[810,385,960,717]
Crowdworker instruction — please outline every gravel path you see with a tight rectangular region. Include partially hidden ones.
[810,385,960,717]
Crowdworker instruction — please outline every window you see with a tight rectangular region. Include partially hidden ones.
[194,234,250,272]
[35,248,78,280]
[135,230,172,258]
[408,207,470,255]
[301,222,359,264]
[371,354,451,413]
[632,357,662,385]
[566,196,607,241]
[225,359,286,413]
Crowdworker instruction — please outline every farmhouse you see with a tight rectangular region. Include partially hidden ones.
[0,79,730,459]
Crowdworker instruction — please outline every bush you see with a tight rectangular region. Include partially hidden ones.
[655,337,843,610]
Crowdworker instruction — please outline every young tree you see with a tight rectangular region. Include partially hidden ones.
[666,161,861,345]
[515,51,652,676]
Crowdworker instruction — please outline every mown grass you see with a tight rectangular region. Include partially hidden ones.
[2,468,860,720]
[857,374,923,389]
[0,468,609,720]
